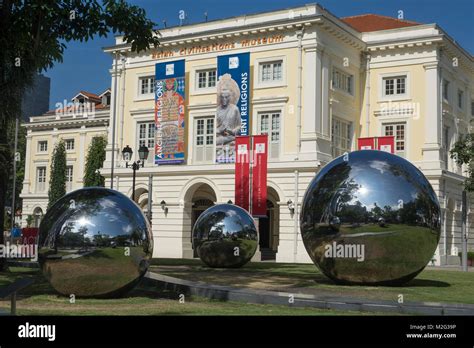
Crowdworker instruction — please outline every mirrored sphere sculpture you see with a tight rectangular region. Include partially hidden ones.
[192,204,258,268]
[300,150,441,285]
[38,188,153,297]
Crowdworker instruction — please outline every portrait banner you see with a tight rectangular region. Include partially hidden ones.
[235,136,251,211]
[216,52,250,163]
[155,59,185,164]
[251,134,268,217]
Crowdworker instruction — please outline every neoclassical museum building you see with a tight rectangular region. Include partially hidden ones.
[22,3,474,265]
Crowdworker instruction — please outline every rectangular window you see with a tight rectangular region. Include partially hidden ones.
[66,166,73,192]
[471,101,474,117]
[332,68,353,95]
[331,117,352,158]
[384,123,406,157]
[38,141,47,152]
[458,89,464,109]
[36,167,46,192]
[65,139,75,151]
[258,111,281,159]
[383,76,406,97]
[196,69,217,89]
[139,76,155,95]
[443,79,449,101]
[194,117,214,163]
[137,122,155,163]
[260,60,283,83]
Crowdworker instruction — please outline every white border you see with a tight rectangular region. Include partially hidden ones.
[253,55,287,89]
[378,71,411,102]
[190,64,217,96]
[135,72,155,101]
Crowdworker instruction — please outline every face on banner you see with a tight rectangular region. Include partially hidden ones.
[155,60,186,165]
[216,74,241,162]
[216,53,250,163]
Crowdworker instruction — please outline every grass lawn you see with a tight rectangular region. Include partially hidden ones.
[0,266,383,316]
[150,258,474,305]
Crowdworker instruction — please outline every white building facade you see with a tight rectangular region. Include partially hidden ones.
[94,4,473,265]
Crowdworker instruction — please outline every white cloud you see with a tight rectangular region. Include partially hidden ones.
[369,160,390,174]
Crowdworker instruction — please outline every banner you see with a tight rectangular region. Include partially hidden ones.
[357,137,376,150]
[251,135,268,217]
[377,136,395,154]
[155,59,185,164]
[216,52,250,163]
[235,136,250,211]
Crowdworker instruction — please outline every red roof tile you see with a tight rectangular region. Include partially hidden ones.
[77,90,101,101]
[341,14,420,32]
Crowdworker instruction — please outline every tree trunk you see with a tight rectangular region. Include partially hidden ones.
[0,117,10,271]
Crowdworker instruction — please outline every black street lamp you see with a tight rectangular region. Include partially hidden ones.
[122,145,149,202]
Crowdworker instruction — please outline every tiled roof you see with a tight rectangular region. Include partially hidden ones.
[77,90,101,101]
[341,14,420,32]
[41,89,110,115]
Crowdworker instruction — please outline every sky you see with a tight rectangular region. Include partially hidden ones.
[44,0,474,109]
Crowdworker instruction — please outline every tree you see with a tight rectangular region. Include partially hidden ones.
[0,0,159,270]
[450,133,474,192]
[84,136,107,187]
[48,140,67,209]
[25,214,34,228]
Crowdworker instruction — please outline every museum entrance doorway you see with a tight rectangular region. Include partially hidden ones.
[191,197,215,257]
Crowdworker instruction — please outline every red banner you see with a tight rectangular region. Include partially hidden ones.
[251,134,268,217]
[377,136,395,154]
[235,136,250,211]
[21,228,39,245]
[358,137,376,150]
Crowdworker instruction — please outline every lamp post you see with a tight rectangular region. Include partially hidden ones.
[122,145,149,202]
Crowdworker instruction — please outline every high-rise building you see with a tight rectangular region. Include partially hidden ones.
[21,74,51,121]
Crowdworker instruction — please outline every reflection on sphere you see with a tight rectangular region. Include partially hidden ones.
[300,150,440,285]
[192,204,258,268]
[38,187,153,297]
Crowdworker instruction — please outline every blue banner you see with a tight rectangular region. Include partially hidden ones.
[155,59,186,165]
[216,52,250,163]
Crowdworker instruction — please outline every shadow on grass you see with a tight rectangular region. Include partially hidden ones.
[303,274,451,288]
[1,259,453,309]
[0,267,179,302]
[403,278,450,288]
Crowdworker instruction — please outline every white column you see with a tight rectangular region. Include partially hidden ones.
[302,47,317,134]
[422,63,441,167]
[321,52,331,137]
[104,64,121,170]
[51,127,59,142]
[22,133,32,194]
[78,125,87,186]
[314,45,332,163]
[315,45,323,134]
[300,46,317,159]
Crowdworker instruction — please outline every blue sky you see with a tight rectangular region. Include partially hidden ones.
[44,0,474,109]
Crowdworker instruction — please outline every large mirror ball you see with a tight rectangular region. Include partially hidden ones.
[192,204,258,268]
[38,187,153,297]
[300,150,441,285]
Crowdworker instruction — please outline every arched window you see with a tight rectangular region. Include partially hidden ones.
[33,207,43,228]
